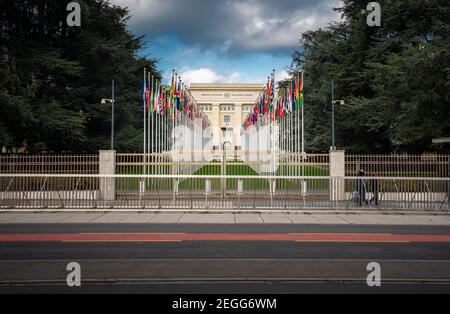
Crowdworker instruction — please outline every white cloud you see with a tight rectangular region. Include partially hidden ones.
[275,70,290,82]
[178,68,242,85]
[173,67,290,85]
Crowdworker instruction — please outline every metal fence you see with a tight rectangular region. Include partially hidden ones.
[1,174,448,211]
[116,152,329,177]
[2,153,449,178]
[0,154,99,174]
[346,154,450,177]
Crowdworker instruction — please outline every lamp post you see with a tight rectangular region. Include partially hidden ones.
[101,80,115,150]
[331,81,344,151]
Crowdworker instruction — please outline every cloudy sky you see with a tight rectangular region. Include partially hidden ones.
[111,0,343,85]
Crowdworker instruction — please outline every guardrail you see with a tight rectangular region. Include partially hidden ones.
[0,174,449,211]
[0,154,99,174]
[346,154,450,177]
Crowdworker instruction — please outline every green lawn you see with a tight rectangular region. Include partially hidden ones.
[116,161,330,191]
[179,162,329,191]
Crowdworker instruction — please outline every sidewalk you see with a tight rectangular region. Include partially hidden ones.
[1,212,450,225]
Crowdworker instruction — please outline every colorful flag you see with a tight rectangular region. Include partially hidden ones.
[153,80,159,113]
[147,78,152,111]
[299,72,304,109]
[145,86,150,110]
[142,83,147,106]
[295,77,300,110]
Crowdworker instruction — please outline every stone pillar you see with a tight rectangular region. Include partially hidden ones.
[234,103,242,150]
[99,150,116,201]
[221,149,226,198]
[329,150,345,201]
[205,180,211,196]
[237,179,244,196]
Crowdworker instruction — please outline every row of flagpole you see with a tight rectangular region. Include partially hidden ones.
[241,70,305,177]
[141,68,211,189]
[141,66,305,184]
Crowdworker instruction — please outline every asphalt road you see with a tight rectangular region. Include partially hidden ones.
[1,224,450,294]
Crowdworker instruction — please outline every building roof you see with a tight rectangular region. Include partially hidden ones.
[189,83,264,91]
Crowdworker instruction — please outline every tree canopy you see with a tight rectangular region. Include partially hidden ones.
[292,0,450,153]
[0,0,160,153]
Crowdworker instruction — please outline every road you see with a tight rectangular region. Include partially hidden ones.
[1,224,450,294]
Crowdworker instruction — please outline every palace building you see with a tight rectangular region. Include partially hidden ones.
[189,83,264,152]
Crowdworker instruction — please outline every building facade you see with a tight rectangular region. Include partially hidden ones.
[189,83,263,152]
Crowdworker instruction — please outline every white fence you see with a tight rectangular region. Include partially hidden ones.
[0,174,448,211]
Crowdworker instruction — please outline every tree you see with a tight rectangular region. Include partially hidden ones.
[292,0,450,153]
[0,0,161,153]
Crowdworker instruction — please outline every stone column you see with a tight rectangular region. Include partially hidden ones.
[212,103,221,150]
[99,150,116,201]
[329,150,345,202]
[234,103,242,151]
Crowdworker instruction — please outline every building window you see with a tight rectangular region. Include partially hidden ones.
[224,115,231,123]
[220,104,234,112]
[242,105,252,112]
[199,104,212,112]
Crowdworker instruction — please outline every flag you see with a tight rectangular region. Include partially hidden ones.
[175,79,181,110]
[145,86,150,110]
[142,83,146,105]
[185,93,192,113]
[147,78,152,111]
[157,85,163,114]
[169,72,175,109]
[299,72,304,109]
[264,79,272,114]
[292,80,297,111]
[280,89,286,119]
[286,83,292,113]
[162,90,168,116]
[169,73,176,120]
[153,81,159,113]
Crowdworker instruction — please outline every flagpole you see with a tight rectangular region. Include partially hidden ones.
[271,69,275,177]
[169,70,179,196]
[149,74,153,179]
[158,80,161,176]
[283,88,286,177]
[300,71,306,201]
[154,78,156,177]
[160,86,162,174]
[175,72,178,179]
[154,78,157,175]
[290,80,293,177]
[164,89,167,175]
[157,81,161,176]
[143,68,147,184]
[301,71,305,177]
[163,88,166,175]
[298,73,301,177]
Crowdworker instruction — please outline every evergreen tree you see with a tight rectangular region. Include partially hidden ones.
[0,0,161,153]
[292,0,450,153]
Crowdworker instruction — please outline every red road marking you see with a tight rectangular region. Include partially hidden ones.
[1,233,450,243]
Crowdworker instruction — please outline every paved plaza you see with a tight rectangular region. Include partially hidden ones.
[1,212,450,225]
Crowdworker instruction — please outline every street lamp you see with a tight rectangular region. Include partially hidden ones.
[101,80,115,150]
[331,80,344,151]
